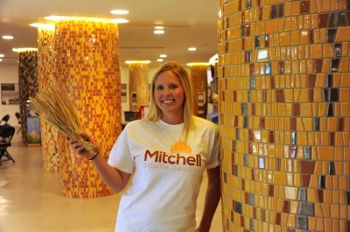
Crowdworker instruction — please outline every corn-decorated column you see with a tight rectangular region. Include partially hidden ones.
[15,49,38,143]
[128,61,150,113]
[189,63,208,118]
[53,17,122,198]
[218,0,350,231]
[35,24,60,172]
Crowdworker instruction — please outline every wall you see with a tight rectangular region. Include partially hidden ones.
[0,63,20,125]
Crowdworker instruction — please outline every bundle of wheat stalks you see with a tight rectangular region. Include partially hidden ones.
[29,82,98,154]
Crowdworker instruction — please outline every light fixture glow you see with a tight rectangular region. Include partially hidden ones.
[156,58,164,62]
[0,58,2,62]
[153,30,165,35]
[2,35,14,40]
[110,9,129,15]
[12,48,38,53]
[159,54,167,58]
[0,54,4,58]
[188,47,197,51]
[154,26,164,30]
[125,60,151,64]
[45,15,128,24]
[186,62,209,67]
[30,23,55,30]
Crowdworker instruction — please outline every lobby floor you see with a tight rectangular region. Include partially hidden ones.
[0,131,223,232]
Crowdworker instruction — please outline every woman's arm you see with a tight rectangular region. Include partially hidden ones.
[69,137,131,193]
[196,166,221,232]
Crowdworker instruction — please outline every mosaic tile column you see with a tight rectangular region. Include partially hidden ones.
[190,65,208,118]
[218,0,350,231]
[18,50,38,143]
[37,26,60,172]
[55,19,122,198]
[128,63,149,112]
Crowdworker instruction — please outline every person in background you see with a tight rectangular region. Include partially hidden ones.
[69,62,221,232]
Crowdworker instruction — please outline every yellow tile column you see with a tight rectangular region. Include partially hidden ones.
[36,25,60,172]
[218,0,350,231]
[128,62,150,112]
[54,18,122,198]
[189,64,208,118]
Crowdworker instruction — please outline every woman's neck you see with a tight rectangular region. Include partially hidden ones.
[160,113,184,125]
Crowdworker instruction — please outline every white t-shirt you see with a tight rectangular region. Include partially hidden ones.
[108,116,220,232]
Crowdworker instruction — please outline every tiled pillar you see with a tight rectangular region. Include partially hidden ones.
[128,63,149,112]
[190,64,208,118]
[36,25,60,172]
[17,50,38,143]
[54,19,122,198]
[218,1,350,231]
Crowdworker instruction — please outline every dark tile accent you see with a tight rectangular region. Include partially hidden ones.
[318,189,324,202]
[250,76,256,89]
[269,184,274,197]
[233,164,238,176]
[243,116,248,128]
[276,89,285,102]
[242,38,245,50]
[255,35,260,48]
[313,117,320,131]
[346,191,350,205]
[270,4,284,19]
[224,172,227,183]
[326,103,333,116]
[315,59,323,73]
[264,34,270,47]
[300,0,309,14]
[249,219,254,231]
[277,158,281,171]
[330,132,335,146]
[328,29,337,43]
[319,175,326,189]
[298,188,307,201]
[271,75,275,88]
[251,168,255,181]
[304,146,312,159]
[331,59,340,72]
[262,90,267,102]
[308,74,316,88]
[283,200,290,213]
[290,118,297,130]
[339,117,344,131]
[261,209,266,222]
[296,215,308,230]
[298,202,314,216]
[259,7,263,20]
[338,12,348,26]
[329,161,336,175]
[251,102,255,114]
[328,13,338,27]
[250,63,255,75]
[241,103,248,116]
[323,88,339,102]
[269,131,275,143]
[309,29,314,43]
[234,116,239,127]
[292,103,300,116]
[278,61,285,74]
[240,215,244,227]
[334,43,342,57]
[259,117,265,128]
[300,160,315,174]
[248,129,253,141]
[319,14,329,27]
[276,213,281,225]
[241,179,245,190]
[302,175,311,187]
[326,74,333,87]
[232,140,236,151]
[236,128,240,140]
[246,24,250,36]
[308,89,314,101]
[234,201,242,214]
[243,153,248,167]
[233,90,237,102]
[245,51,252,63]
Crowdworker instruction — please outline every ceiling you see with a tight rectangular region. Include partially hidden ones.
[0,0,219,67]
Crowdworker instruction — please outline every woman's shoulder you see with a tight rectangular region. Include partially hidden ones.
[192,116,218,131]
[124,119,155,130]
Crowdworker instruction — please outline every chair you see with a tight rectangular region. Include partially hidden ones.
[0,125,16,165]
[15,112,22,134]
[0,114,10,126]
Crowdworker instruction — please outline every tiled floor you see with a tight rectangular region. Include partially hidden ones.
[0,131,223,232]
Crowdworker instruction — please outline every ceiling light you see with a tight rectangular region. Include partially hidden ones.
[2,35,14,40]
[159,54,167,58]
[153,30,165,35]
[45,15,129,24]
[110,9,129,15]
[30,23,55,30]
[0,58,2,62]
[154,26,164,30]
[188,47,197,51]
[125,60,151,64]
[0,54,4,57]
[187,62,209,66]
[157,59,164,62]
[12,48,38,53]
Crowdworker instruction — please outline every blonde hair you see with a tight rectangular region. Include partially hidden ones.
[145,63,193,139]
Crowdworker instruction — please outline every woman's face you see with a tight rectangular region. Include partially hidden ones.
[154,70,185,123]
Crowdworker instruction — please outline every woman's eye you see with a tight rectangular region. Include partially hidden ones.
[169,84,178,89]
[156,85,164,90]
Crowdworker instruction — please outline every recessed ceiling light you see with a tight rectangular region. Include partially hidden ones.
[188,47,197,51]
[159,54,167,58]
[187,62,209,66]
[0,58,3,62]
[110,9,129,15]
[0,54,4,57]
[156,58,163,62]
[153,30,165,35]
[2,35,14,40]
[154,26,164,30]
[125,60,151,64]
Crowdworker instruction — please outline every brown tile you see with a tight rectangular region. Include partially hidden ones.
[300,160,315,174]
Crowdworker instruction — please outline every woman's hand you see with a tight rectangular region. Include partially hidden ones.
[68,134,99,160]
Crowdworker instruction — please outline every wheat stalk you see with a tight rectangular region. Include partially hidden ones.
[29,82,99,154]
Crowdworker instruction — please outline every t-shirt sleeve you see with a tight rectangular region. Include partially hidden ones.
[107,128,134,174]
[206,125,220,169]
